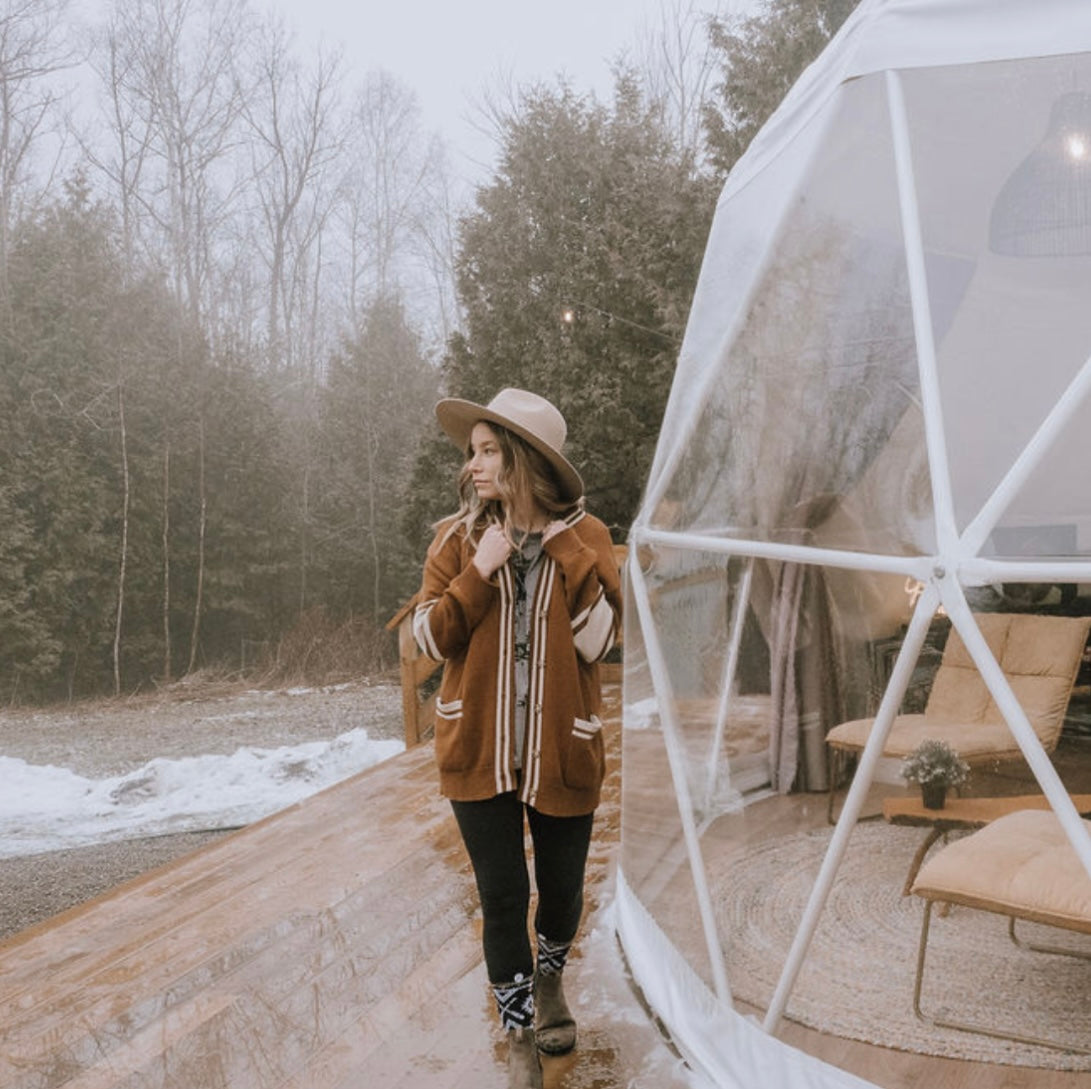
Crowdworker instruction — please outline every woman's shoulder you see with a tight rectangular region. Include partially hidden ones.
[563,505,605,532]
[563,507,617,549]
[432,513,463,536]
[426,514,469,556]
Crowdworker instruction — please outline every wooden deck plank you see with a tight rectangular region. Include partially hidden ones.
[0,751,444,987]
[274,932,487,1089]
[0,684,690,1089]
[0,772,434,995]
[4,815,469,1083]
[276,961,488,1089]
[1,781,447,1059]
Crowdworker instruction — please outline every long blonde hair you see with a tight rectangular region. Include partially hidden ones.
[438,422,577,546]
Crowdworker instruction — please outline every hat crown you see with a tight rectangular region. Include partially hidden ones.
[485,388,567,451]
[434,386,583,501]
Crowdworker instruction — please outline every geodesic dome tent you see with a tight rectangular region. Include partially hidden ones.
[616,1,1091,1085]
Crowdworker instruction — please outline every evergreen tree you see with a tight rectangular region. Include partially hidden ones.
[704,0,859,176]
[165,361,296,674]
[420,74,717,540]
[1,185,144,697]
[0,181,279,697]
[0,480,57,701]
[313,295,439,625]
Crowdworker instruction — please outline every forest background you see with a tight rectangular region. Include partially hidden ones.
[0,0,856,704]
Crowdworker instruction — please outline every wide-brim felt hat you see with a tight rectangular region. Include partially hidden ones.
[435,387,584,502]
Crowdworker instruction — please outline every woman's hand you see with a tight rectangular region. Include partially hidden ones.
[473,524,513,579]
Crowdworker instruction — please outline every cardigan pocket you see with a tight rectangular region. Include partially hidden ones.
[563,715,605,790]
[434,697,470,772]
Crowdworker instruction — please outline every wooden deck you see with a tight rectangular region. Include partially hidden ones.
[0,683,690,1089]
[5,676,1090,1089]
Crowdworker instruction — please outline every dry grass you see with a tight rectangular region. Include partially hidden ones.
[258,608,396,687]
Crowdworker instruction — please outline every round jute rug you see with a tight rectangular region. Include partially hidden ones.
[713,823,1091,1071]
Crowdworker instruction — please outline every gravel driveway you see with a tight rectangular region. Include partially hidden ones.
[0,677,407,942]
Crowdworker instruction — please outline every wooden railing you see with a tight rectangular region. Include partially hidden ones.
[385,594,441,748]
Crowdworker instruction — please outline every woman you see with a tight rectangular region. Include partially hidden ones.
[413,388,622,1088]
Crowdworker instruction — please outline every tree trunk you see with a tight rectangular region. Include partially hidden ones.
[161,440,172,683]
[366,428,381,618]
[113,384,130,697]
[299,461,309,614]
[187,418,206,674]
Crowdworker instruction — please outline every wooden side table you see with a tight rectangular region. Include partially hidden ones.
[882,792,1091,894]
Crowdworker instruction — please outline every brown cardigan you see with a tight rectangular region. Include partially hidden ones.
[413,507,622,816]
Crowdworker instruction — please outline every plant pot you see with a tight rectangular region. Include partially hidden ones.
[920,781,947,810]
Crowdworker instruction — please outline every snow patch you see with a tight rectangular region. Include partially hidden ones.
[0,728,403,859]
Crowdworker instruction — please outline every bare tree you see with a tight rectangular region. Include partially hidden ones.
[81,11,157,268]
[242,19,343,373]
[234,22,348,623]
[337,72,450,329]
[634,0,724,160]
[411,150,461,349]
[0,0,77,305]
[186,416,206,673]
[161,440,172,683]
[104,0,251,326]
[92,0,255,678]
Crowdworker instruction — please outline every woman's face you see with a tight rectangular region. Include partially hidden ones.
[468,422,504,502]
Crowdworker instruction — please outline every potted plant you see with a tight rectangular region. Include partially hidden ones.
[900,738,970,809]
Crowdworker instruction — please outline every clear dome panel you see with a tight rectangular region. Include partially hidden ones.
[935,254,1091,538]
[981,397,1091,563]
[652,85,838,496]
[622,545,923,1022]
[622,548,768,991]
[650,74,934,559]
[901,55,1091,540]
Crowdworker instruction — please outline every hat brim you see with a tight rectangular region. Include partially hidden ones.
[435,397,584,502]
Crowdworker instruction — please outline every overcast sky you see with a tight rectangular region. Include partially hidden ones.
[266,0,755,182]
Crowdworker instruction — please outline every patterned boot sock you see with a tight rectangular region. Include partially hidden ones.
[492,972,535,1031]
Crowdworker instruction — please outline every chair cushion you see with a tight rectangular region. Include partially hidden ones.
[992,674,1083,747]
[826,714,1023,759]
[985,614,1091,746]
[929,613,1090,731]
[938,612,1011,671]
[911,809,1091,934]
[1000,613,1091,677]
[925,668,990,723]
[827,613,1090,759]
[918,615,1005,723]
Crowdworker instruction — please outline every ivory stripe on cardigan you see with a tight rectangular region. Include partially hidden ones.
[412,601,443,661]
[524,555,556,807]
[571,588,616,662]
[496,565,516,795]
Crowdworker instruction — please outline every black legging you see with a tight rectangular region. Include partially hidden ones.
[450,791,594,984]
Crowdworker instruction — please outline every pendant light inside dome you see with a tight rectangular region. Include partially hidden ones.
[989,91,1091,256]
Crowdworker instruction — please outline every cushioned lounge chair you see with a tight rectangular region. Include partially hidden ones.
[826,612,1091,818]
[910,808,1091,1053]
